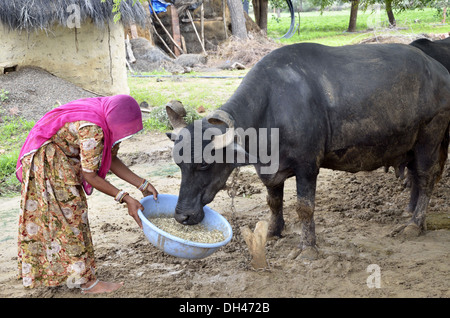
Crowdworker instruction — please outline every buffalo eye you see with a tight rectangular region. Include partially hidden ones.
[197,162,213,171]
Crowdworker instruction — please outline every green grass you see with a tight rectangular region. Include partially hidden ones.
[268,8,450,46]
[0,149,20,189]
[129,71,246,109]
[129,71,246,131]
[0,117,35,195]
[0,149,19,178]
[0,117,34,151]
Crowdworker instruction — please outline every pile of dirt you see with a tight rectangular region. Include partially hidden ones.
[0,67,98,122]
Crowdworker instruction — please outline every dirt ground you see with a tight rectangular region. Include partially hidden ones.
[0,130,449,299]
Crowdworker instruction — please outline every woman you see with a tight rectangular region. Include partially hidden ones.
[16,94,158,294]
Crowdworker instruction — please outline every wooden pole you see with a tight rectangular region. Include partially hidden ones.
[200,4,205,49]
[170,5,182,56]
[181,35,187,54]
[186,10,207,55]
[125,34,136,63]
[222,0,228,39]
[130,24,138,39]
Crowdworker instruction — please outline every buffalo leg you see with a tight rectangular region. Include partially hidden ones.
[295,170,319,259]
[408,165,443,233]
[392,169,433,237]
[393,122,449,236]
[266,183,285,238]
[406,172,419,214]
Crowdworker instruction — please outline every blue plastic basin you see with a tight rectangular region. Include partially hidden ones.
[138,194,233,259]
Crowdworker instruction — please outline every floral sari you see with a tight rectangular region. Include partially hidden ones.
[18,121,119,288]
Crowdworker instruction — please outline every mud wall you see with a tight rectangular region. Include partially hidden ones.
[0,20,129,96]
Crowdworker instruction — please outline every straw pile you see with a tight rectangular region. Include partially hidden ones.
[0,0,146,31]
[208,33,283,68]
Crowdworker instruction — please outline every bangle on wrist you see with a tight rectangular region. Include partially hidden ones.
[114,190,129,204]
[138,179,149,192]
[120,193,129,203]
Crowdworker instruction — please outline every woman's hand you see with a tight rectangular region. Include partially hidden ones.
[123,195,145,228]
[142,182,158,200]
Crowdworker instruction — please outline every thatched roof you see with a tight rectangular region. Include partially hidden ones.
[0,0,147,31]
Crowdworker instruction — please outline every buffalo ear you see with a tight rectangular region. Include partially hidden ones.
[166,132,177,141]
[166,100,187,134]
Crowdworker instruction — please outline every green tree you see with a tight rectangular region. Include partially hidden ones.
[422,0,449,22]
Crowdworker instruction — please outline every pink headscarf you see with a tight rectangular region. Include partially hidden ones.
[16,95,143,195]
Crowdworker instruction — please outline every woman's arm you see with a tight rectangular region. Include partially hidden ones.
[82,170,145,228]
[109,155,158,200]
[78,125,156,229]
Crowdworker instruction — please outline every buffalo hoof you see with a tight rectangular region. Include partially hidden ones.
[389,222,422,238]
[287,248,301,260]
[267,230,283,240]
[297,246,319,261]
[401,209,413,217]
[401,223,422,238]
[268,220,284,239]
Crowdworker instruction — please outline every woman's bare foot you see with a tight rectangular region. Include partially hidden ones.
[81,279,123,294]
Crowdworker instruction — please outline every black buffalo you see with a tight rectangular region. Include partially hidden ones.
[166,43,450,259]
[410,37,450,72]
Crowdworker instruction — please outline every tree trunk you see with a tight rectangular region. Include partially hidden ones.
[347,0,359,32]
[252,0,269,32]
[227,0,248,39]
[385,0,396,27]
